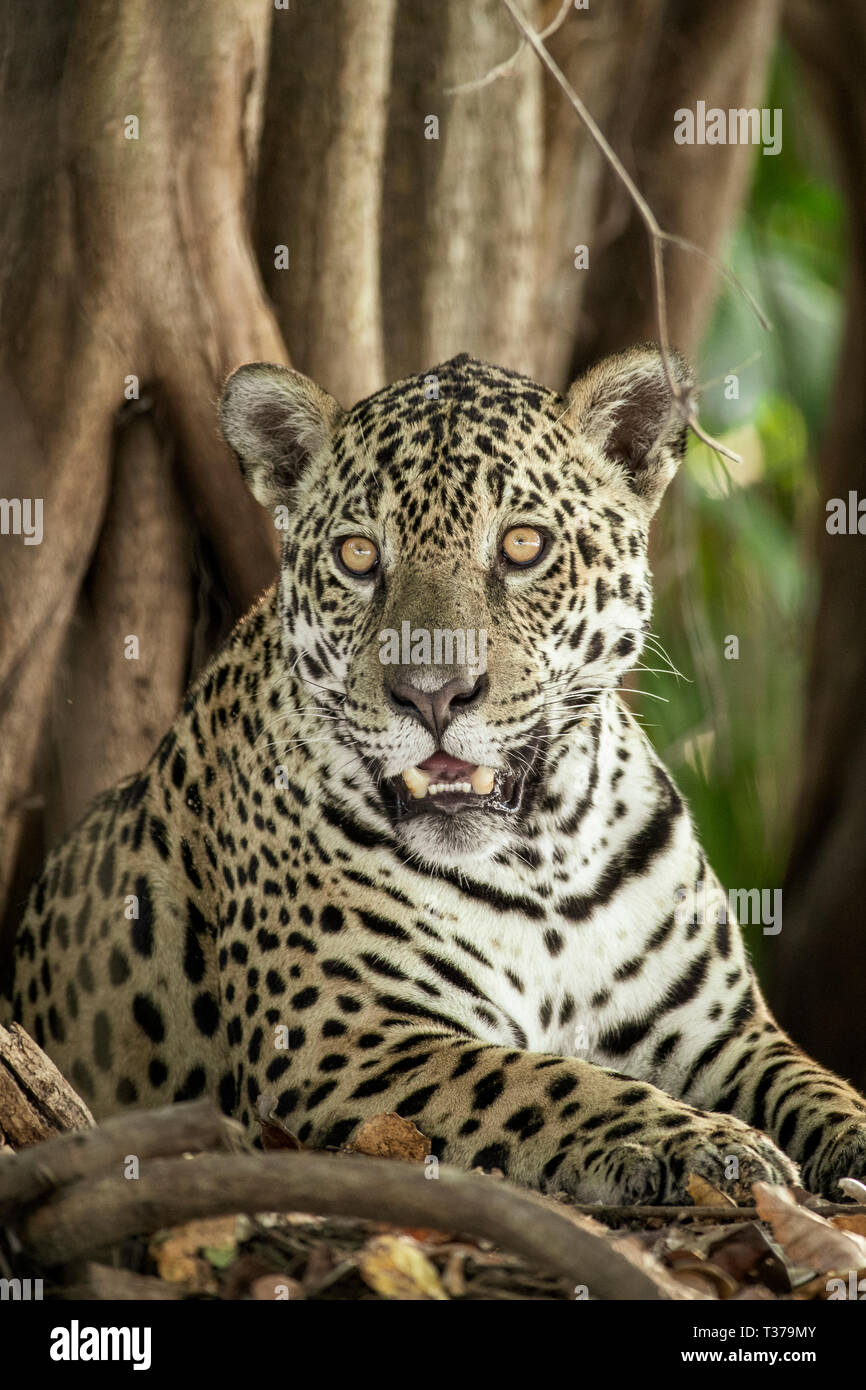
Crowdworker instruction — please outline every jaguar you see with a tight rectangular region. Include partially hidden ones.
[6,346,865,1203]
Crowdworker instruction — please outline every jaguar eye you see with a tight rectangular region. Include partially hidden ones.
[338,536,379,576]
[502,525,545,567]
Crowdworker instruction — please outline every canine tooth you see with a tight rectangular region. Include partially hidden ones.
[402,766,431,799]
[470,765,495,795]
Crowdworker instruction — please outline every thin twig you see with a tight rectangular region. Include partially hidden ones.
[501,0,773,467]
[571,1201,866,1223]
[445,0,573,96]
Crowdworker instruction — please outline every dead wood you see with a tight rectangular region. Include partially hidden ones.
[18,1147,693,1299]
[0,1022,93,1150]
[0,1097,241,1214]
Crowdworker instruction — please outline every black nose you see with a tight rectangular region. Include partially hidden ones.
[387,674,487,740]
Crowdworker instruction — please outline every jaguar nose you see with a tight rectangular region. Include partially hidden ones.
[387,674,487,741]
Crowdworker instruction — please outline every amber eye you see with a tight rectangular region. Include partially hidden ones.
[338,536,379,575]
[502,525,545,567]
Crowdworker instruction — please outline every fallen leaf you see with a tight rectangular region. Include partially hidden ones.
[254,1093,304,1150]
[150,1216,239,1287]
[359,1234,449,1300]
[707,1223,791,1293]
[687,1173,737,1208]
[754,1183,866,1273]
[346,1112,429,1162]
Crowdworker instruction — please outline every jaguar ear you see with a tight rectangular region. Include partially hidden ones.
[566,345,694,512]
[219,362,343,510]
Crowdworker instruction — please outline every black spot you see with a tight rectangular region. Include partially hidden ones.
[323,1118,359,1147]
[174,1066,206,1102]
[266,1055,291,1083]
[306,1081,337,1110]
[180,839,202,889]
[96,842,115,897]
[149,816,170,860]
[471,1143,510,1172]
[320,905,344,934]
[133,993,165,1043]
[93,1011,113,1070]
[109,947,130,986]
[171,748,187,789]
[193,991,220,1037]
[184,919,207,984]
[48,1005,66,1043]
[71,1060,95,1098]
[130,877,154,956]
[473,1069,505,1110]
[149,1058,168,1088]
[396,1084,437,1117]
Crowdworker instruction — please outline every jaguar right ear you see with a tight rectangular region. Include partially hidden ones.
[219,362,343,510]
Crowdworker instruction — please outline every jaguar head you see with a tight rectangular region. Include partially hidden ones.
[220,349,692,867]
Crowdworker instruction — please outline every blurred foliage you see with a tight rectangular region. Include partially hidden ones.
[644,44,845,961]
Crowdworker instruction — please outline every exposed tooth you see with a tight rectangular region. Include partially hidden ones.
[470,765,495,795]
[402,766,431,799]
[406,769,495,798]
[427,781,473,796]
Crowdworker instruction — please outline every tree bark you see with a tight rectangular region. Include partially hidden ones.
[257,0,397,406]
[0,0,285,938]
[0,1022,93,1150]
[772,0,866,1089]
[569,0,782,373]
[380,0,544,384]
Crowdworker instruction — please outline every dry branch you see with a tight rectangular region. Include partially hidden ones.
[18,1147,692,1299]
[0,1098,241,1214]
[570,1201,866,1223]
[0,1022,93,1150]
[445,0,572,94]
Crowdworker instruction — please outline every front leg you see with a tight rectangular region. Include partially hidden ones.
[679,1004,866,1197]
[268,1027,795,1203]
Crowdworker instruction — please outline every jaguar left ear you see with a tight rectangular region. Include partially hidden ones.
[566,345,694,512]
[219,362,343,511]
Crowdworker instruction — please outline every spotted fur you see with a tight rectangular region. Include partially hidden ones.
[6,349,866,1202]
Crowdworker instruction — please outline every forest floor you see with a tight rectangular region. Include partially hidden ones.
[3,1022,865,1303]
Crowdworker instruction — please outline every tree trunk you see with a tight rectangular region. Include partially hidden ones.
[0,0,284,938]
[568,0,782,374]
[771,0,866,1089]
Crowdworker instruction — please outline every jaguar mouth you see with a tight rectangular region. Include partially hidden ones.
[383,751,526,820]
